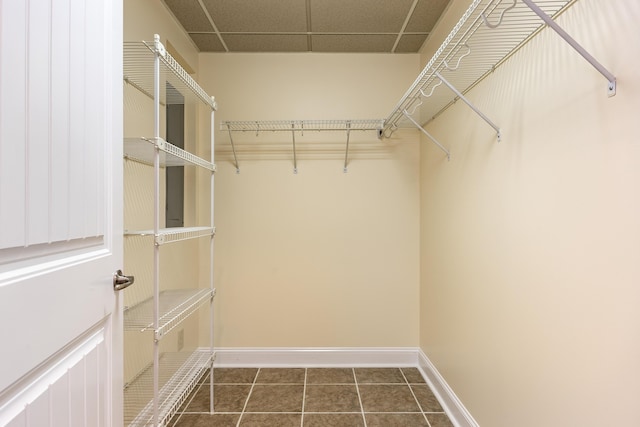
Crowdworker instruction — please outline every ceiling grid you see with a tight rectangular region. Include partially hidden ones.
[163,0,451,53]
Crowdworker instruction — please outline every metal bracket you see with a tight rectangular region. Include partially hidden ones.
[153,34,166,58]
[435,71,501,141]
[343,122,351,173]
[403,110,450,160]
[291,122,298,174]
[523,0,616,97]
[226,126,240,174]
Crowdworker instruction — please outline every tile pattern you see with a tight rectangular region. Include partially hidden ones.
[170,367,454,427]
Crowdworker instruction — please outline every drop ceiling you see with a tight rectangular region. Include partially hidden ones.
[162,0,452,53]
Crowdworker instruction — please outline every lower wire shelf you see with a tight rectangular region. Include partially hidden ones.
[124,349,213,427]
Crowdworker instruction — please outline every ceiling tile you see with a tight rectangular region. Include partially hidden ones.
[312,34,397,53]
[405,0,450,33]
[310,0,415,33]
[189,33,226,52]
[163,0,214,32]
[394,34,428,53]
[201,0,308,32]
[222,34,309,52]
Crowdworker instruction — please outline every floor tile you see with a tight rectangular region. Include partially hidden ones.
[171,413,239,427]
[411,384,444,412]
[182,384,251,413]
[306,368,355,384]
[244,385,304,412]
[303,413,365,426]
[365,413,429,427]
[354,368,405,383]
[255,368,305,384]
[426,412,456,427]
[304,385,361,412]
[401,367,426,383]
[214,368,259,384]
[359,384,421,412]
[239,413,301,426]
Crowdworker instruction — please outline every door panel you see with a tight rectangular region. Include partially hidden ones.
[0,0,123,425]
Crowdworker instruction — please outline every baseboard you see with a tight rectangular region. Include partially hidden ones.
[417,350,479,427]
[213,347,420,367]
[210,347,477,427]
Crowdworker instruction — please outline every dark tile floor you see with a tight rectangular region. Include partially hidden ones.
[170,367,454,427]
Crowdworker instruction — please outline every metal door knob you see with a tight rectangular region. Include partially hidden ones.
[113,270,135,291]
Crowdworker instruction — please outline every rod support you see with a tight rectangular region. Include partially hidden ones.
[522,0,616,97]
[403,110,450,160]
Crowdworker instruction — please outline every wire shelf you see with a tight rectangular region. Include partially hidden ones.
[123,349,212,427]
[222,119,385,133]
[124,288,215,338]
[124,137,216,171]
[124,226,215,245]
[384,0,573,134]
[123,40,216,110]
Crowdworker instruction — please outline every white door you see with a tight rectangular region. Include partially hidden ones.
[0,0,123,426]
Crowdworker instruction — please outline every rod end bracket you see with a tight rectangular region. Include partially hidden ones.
[608,80,616,97]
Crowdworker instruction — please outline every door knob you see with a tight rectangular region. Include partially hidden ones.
[113,269,135,291]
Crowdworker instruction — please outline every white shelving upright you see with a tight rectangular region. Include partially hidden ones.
[122,34,217,426]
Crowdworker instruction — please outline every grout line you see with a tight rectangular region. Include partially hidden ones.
[300,368,307,427]
[352,368,368,427]
[401,369,432,427]
[235,368,260,427]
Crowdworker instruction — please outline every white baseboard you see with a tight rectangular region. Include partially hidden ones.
[213,347,420,367]
[417,350,479,427]
[210,347,477,427]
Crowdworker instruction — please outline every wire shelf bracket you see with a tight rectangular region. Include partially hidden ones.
[435,71,501,141]
[343,122,352,173]
[403,110,450,161]
[522,0,616,97]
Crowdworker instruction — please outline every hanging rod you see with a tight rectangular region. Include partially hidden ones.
[383,0,577,136]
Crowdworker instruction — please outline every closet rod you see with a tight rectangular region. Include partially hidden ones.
[522,0,616,96]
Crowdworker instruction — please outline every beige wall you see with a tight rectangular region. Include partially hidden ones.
[198,53,422,347]
[418,0,640,425]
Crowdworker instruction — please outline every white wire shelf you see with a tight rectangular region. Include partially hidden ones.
[124,39,216,111]
[124,137,216,171]
[222,119,385,133]
[124,226,215,245]
[384,0,574,134]
[124,288,215,339]
[124,349,212,427]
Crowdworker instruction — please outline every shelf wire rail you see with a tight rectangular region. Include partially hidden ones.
[222,119,384,173]
[383,0,615,149]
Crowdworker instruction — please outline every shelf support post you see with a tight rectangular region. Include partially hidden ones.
[226,126,240,174]
[435,71,501,141]
[403,110,450,160]
[343,122,351,173]
[522,0,616,97]
[291,122,298,174]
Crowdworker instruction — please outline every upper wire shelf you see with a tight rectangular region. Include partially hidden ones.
[383,0,574,135]
[124,137,216,171]
[222,119,385,133]
[123,39,217,111]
